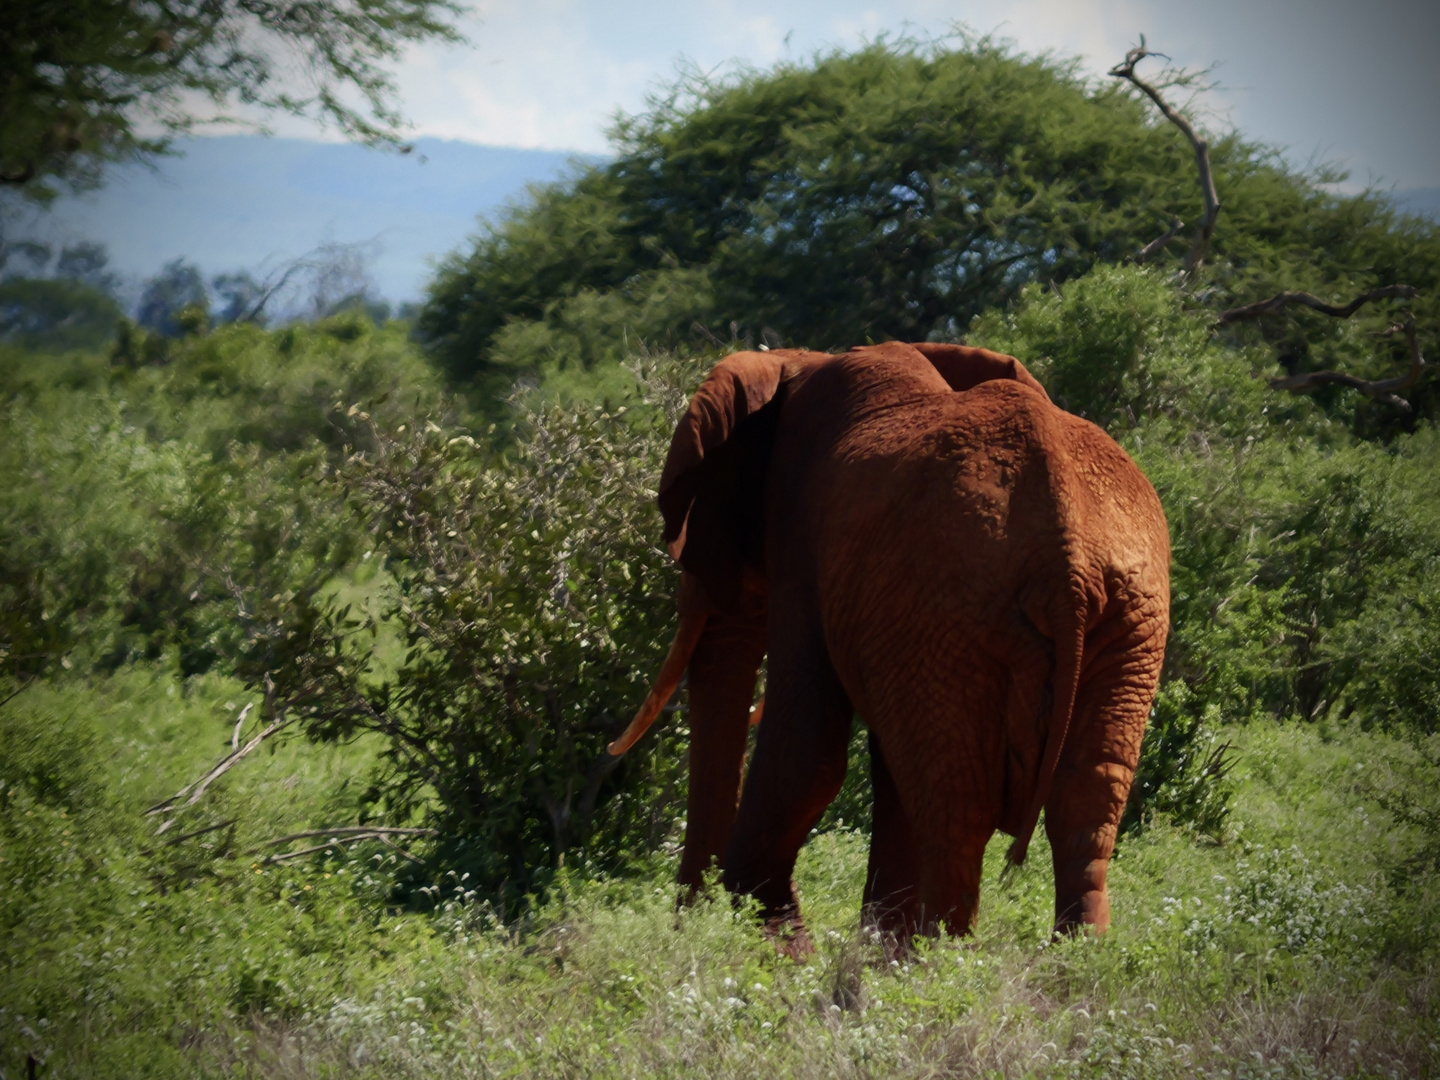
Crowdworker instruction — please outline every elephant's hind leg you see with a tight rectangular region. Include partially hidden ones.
[865,657,1005,937]
[1045,600,1167,934]
[723,618,853,954]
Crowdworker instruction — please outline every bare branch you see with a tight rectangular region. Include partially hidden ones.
[0,676,37,711]
[230,701,254,751]
[254,826,436,848]
[145,711,293,827]
[1269,317,1429,412]
[256,828,434,864]
[1217,284,1418,326]
[1132,216,1185,264]
[379,835,426,864]
[262,841,352,863]
[143,818,237,853]
[1110,38,1220,278]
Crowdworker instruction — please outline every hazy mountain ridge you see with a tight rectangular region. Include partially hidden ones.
[4,137,603,303]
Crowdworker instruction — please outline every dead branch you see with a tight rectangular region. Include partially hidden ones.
[254,826,436,848]
[146,711,293,829]
[261,841,351,863]
[140,818,238,855]
[1110,38,1220,278]
[0,676,37,711]
[257,828,433,864]
[1269,318,1428,412]
[379,835,426,864]
[230,701,254,751]
[1217,284,1418,325]
[1133,216,1185,264]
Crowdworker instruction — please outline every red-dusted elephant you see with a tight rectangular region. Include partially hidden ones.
[609,341,1170,948]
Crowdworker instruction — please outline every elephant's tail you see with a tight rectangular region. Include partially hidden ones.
[1004,576,1087,874]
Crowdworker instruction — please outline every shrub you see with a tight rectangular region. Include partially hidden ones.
[222,362,698,904]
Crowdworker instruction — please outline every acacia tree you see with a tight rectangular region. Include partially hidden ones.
[1,0,461,202]
[420,37,1438,428]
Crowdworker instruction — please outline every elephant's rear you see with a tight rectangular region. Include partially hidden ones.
[823,379,1169,933]
[1039,406,1169,930]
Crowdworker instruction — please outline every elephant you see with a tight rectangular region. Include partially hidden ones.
[607,340,1170,947]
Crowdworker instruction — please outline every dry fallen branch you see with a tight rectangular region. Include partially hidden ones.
[230,701,254,750]
[1217,284,1418,325]
[255,826,436,848]
[261,841,351,864]
[146,689,291,832]
[1269,318,1429,412]
[255,828,435,864]
[140,818,239,856]
[1110,38,1220,279]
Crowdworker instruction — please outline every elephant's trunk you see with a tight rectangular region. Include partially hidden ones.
[608,609,709,756]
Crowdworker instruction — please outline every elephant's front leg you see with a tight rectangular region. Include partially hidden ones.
[723,618,852,955]
[679,611,768,897]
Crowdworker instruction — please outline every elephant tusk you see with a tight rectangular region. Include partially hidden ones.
[748,695,765,726]
[608,609,709,756]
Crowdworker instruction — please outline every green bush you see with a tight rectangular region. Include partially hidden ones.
[0,276,123,351]
[0,317,443,687]
[221,364,698,905]
[970,263,1440,840]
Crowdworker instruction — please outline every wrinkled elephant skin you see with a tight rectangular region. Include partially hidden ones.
[630,341,1169,947]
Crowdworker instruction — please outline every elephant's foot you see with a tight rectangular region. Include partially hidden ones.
[735,875,814,959]
[764,909,815,960]
[1052,857,1112,936]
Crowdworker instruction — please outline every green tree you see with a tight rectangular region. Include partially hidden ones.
[136,257,208,337]
[1,0,462,202]
[0,276,122,349]
[420,38,1438,428]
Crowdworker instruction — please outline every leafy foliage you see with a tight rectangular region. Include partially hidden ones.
[0,316,441,687]
[420,37,1438,430]
[223,371,695,902]
[973,264,1440,836]
[0,275,123,350]
[2,677,1437,1077]
[1,0,462,201]
[136,258,210,338]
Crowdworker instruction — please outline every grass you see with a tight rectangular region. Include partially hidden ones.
[3,668,1438,1078]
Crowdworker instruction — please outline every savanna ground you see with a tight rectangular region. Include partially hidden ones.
[5,663,1439,1078]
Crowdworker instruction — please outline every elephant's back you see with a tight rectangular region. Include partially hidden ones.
[814,380,1168,706]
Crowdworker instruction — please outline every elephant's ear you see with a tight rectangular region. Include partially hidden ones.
[910,343,1051,402]
[658,351,788,611]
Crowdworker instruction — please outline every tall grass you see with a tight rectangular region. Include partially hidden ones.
[3,667,1437,1078]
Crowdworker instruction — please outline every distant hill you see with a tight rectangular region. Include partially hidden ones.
[1397,188,1440,221]
[6,137,601,303]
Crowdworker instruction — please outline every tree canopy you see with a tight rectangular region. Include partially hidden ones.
[420,37,1438,427]
[1,0,461,202]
